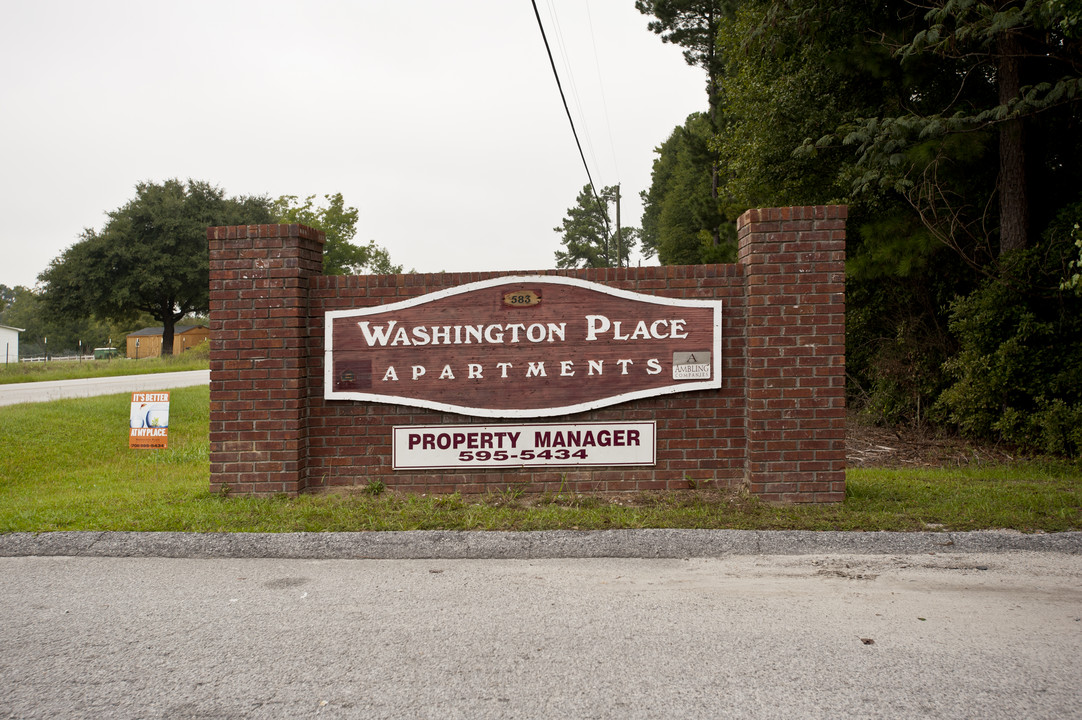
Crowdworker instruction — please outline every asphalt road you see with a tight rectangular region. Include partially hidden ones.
[0,369,210,407]
[1,535,1080,720]
[2,376,1080,717]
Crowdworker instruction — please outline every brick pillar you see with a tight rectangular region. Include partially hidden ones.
[207,224,325,496]
[737,206,846,503]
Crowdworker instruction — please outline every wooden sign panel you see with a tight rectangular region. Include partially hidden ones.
[325,275,722,418]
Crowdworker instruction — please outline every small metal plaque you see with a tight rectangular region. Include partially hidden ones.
[502,290,542,307]
[673,351,711,380]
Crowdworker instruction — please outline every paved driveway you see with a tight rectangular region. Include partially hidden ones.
[0,369,209,407]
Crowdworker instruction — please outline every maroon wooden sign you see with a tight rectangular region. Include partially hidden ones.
[325,275,722,418]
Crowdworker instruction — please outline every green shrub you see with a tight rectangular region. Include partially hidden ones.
[1061,221,1082,294]
[936,205,1082,455]
[844,217,967,427]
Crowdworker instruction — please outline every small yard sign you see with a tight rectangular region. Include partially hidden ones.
[129,392,169,449]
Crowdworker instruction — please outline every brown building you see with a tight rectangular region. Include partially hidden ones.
[125,325,209,359]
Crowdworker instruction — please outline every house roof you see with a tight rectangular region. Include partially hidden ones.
[127,325,207,337]
[0,324,25,333]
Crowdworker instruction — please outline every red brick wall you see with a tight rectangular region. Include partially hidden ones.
[208,224,324,495]
[738,206,847,502]
[207,206,846,502]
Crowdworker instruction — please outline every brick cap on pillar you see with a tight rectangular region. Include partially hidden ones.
[737,205,848,227]
[207,223,326,244]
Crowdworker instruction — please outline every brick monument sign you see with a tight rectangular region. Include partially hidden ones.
[208,205,846,502]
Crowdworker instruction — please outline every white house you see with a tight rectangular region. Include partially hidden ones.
[0,324,22,364]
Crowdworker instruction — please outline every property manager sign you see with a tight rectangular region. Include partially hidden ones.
[325,276,722,418]
[393,422,656,470]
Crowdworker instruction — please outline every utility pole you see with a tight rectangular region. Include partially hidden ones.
[615,184,623,268]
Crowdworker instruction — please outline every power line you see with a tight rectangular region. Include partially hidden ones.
[530,0,611,243]
[544,0,600,178]
[584,0,620,181]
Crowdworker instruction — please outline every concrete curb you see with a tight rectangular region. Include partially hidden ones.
[2,529,1080,559]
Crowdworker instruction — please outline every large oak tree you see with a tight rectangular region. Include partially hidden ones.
[39,179,273,355]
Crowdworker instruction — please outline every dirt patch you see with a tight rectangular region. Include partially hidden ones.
[846,414,1018,469]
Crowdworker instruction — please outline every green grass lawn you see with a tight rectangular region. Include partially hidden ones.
[1,385,1079,533]
[0,353,208,385]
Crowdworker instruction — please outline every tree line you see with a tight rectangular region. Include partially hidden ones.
[552,0,1081,454]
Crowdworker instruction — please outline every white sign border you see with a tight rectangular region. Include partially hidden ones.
[325,275,722,418]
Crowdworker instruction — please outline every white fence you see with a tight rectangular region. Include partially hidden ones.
[19,354,90,363]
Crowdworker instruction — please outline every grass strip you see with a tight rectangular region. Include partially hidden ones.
[0,354,209,385]
[1,386,1079,533]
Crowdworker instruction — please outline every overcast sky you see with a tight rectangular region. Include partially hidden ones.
[1,0,706,289]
